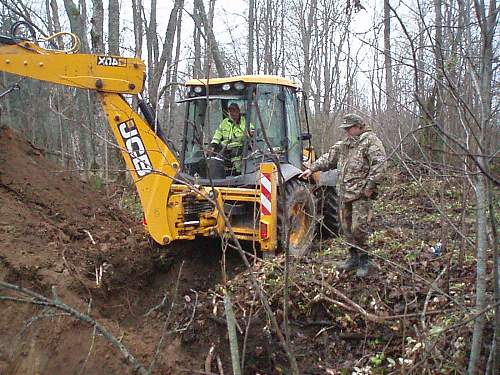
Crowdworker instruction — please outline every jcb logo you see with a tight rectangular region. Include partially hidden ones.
[118,120,153,177]
[97,56,126,67]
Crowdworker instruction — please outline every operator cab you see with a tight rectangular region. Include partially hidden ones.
[179,76,305,185]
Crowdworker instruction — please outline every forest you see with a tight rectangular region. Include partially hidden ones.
[0,0,498,374]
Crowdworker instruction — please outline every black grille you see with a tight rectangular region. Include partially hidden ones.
[182,195,213,222]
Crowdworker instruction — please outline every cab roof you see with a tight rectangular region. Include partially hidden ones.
[185,75,299,89]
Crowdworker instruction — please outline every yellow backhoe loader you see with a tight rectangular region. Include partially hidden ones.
[0,24,338,256]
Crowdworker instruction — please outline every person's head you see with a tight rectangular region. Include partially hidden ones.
[228,103,241,122]
[339,113,365,137]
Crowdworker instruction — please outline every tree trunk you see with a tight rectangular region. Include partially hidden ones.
[468,164,489,374]
[383,0,394,113]
[131,0,143,112]
[62,0,90,52]
[45,0,54,35]
[301,0,316,115]
[192,1,202,78]
[194,0,226,77]
[247,0,255,75]
[145,0,183,111]
[166,1,184,136]
[50,0,63,46]
[90,0,104,53]
[468,0,498,372]
[131,0,143,58]
[108,0,120,54]
[433,0,444,163]
[62,0,93,178]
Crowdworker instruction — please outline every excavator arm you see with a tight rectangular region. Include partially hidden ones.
[0,33,180,245]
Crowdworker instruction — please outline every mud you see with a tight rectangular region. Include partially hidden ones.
[0,126,240,374]
[0,125,485,374]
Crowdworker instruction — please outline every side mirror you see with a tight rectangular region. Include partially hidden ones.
[300,133,312,141]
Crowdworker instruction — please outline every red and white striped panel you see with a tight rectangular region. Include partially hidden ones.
[260,172,272,216]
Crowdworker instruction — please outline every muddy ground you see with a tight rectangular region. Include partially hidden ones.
[0,125,491,374]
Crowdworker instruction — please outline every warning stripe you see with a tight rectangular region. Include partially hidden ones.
[260,173,272,215]
[261,194,272,215]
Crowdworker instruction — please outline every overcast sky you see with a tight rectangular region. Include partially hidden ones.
[51,0,384,89]
[117,0,378,54]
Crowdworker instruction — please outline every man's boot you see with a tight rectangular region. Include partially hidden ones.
[356,254,371,278]
[338,248,359,271]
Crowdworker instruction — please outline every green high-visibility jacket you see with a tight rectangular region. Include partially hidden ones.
[211,117,248,149]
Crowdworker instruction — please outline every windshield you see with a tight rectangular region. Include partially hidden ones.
[181,84,298,179]
[248,84,285,153]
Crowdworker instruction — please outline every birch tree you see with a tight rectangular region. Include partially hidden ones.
[467,0,498,372]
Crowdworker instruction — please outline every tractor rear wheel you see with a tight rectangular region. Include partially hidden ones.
[279,179,317,257]
[316,186,339,238]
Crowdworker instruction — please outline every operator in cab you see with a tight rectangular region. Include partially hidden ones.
[208,102,253,173]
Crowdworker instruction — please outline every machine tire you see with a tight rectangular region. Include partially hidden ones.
[279,179,317,257]
[316,186,340,238]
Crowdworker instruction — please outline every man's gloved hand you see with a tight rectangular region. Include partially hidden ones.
[207,143,220,156]
[299,168,313,179]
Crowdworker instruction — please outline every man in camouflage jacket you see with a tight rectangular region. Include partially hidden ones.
[300,113,386,277]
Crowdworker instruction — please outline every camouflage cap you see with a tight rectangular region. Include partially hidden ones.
[339,113,364,128]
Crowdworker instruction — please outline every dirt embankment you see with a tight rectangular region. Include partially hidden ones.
[0,126,241,374]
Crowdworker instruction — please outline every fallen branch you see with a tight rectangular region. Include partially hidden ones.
[83,230,96,245]
[216,355,224,375]
[78,325,97,375]
[319,282,386,323]
[0,281,148,375]
[175,289,199,333]
[421,265,448,330]
[409,301,500,373]
[224,291,241,375]
[144,293,168,317]
[205,345,215,374]
[311,294,357,314]
[313,279,458,324]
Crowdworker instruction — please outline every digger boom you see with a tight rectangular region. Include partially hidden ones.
[0,35,181,245]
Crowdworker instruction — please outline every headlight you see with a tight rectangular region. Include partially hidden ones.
[234,82,245,91]
[221,83,231,91]
[194,86,203,93]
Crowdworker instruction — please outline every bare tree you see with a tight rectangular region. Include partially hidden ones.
[144,0,184,112]
[383,0,394,113]
[192,0,202,78]
[164,0,184,137]
[131,0,143,58]
[247,0,255,75]
[193,0,226,77]
[90,0,104,52]
[62,0,90,52]
[108,0,119,55]
[468,0,498,372]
